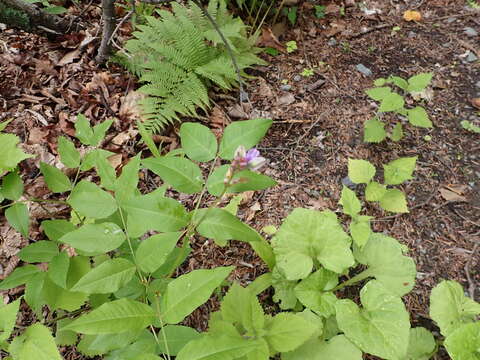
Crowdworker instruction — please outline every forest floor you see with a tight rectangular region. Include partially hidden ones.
[0,0,479,359]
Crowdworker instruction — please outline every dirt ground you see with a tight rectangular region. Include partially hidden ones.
[0,0,479,359]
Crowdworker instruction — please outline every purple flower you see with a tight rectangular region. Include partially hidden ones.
[245,148,260,162]
[232,145,266,171]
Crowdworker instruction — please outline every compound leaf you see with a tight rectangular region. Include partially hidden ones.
[68,180,117,219]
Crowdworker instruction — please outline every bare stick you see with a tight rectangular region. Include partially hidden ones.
[96,0,116,63]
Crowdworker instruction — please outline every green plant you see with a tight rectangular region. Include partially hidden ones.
[466,0,480,8]
[283,6,298,25]
[363,72,434,143]
[314,5,326,18]
[347,157,417,213]
[286,40,297,53]
[300,68,314,77]
[117,0,265,133]
[461,120,480,133]
[0,3,31,30]
[24,0,67,14]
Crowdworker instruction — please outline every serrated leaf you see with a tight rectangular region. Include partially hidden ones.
[271,266,298,310]
[429,280,480,337]
[55,319,77,346]
[2,172,23,200]
[57,136,80,168]
[265,313,316,353]
[18,240,58,263]
[444,322,480,360]
[58,223,126,255]
[339,186,361,217]
[71,258,136,294]
[143,156,203,194]
[389,76,409,90]
[180,122,218,162]
[161,266,234,324]
[365,181,387,202]
[0,299,20,343]
[350,217,372,248]
[283,335,362,360]
[405,327,436,360]
[25,272,46,316]
[39,162,71,193]
[6,203,29,238]
[294,269,338,317]
[157,325,201,356]
[378,92,405,112]
[335,280,410,359]
[219,118,273,160]
[176,334,261,360]
[384,157,417,185]
[363,118,387,143]
[0,133,33,172]
[136,232,182,273]
[0,265,40,290]
[348,159,376,184]
[8,323,62,360]
[123,195,188,238]
[272,209,354,280]
[379,189,409,213]
[407,73,433,92]
[68,180,118,219]
[407,106,432,128]
[65,299,156,334]
[221,283,265,334]
[353,233,416,296]
[390,122,404,141]
[365,87,392,101]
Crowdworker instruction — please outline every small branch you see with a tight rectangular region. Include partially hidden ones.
[95,0,116,63]
[465,243,479,300]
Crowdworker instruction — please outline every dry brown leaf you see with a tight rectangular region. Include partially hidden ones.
[440,186,468,202]
[257,28,285,52]
[58,49,81,66]
[258,78,274,98]
[403,10,422,22]
[119,91,145,120]
[325,4,340,14]
[277,93,296,106]
[471,98,480,110]
[108,153,123,169]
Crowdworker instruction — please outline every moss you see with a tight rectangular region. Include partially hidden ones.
[0,2,31,30]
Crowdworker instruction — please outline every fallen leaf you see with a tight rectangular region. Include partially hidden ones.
[440,186,467,202]
[471,98,480,109]
[108,153,123,169]
[277,93,296,106]
[258,78,274,98]
[403,10,422,22]
[119,91,145,120]
[257,28,285,52]
[57,49,81,66]
[325,4,340,14]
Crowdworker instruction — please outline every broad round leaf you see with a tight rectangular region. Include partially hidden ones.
[365,181,386,202]
[339,186,361,217]
[68,180,118,219]
[143,156,203,194]
[294,269,338,317]
[407,106,432,128]
[378,92,404,112]
[218,118,273,160]
[264,313,317,353]
[379,188,408,213]
[335,280,410,359]
[406,327,436,360]
[383,157,417,185]
[283,335,362,360]
[407,72,433,92]
[71,258,136,294]
[180,122,218,162]
[348,159,376,184]
[444,322,480,360]
[58,223,126,255]
[363,118,386,143]
[65,298,156,334]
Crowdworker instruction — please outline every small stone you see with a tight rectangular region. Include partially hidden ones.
[475,81,480,88]
[466,51,478,62]
[293,75,302,82]
[240,90,249,102]
[328,38,337,46]
[280,84,292,91]
[446,17,455,23]
[341,176,356,189]
[356,63,372,76]
[464,27,478,37]
[408,31,416,38]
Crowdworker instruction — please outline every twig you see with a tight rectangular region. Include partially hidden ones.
[108,10,134,45]
[429,12,480,22]
[347,23,392,39]
[464,243,479,299]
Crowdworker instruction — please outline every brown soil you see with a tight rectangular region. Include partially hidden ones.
[0,0,479,359]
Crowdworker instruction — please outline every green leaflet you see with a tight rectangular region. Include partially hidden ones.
[218,118,272,160]
[365,181,387,202]
[57,136,81,168]
[429,280,480,337]
[391,122,404,141]
[339,186,361,217]
[68,180,118,219]
[58,223,126,255]
[335,281,410,359]
[143,156,203,194]
[47,252,70,288]
[5,203,29,238]
[282,335,362,360]
[180,122,218,162]
[353,233,416,296]
[0,265,40,290]
[444,322,480,360]
[0,299,20,344]
[404,327,436,360]
[71,258,136,294]
[25,272,46,316]
[2,172,23,200]
[271,266,299,310]
[17,240,58,263]
[157,325,201,356]
[407,72,433,92]
[39,162,71,193]
[363,117,387,143]
[161,266,234,324]
[349,216,372,248]
[272,208,354,280]
[264,312,317,353]
[294,269,338,317]
[348,159,376,184]
[9,323,62,360]
[0,133,33,173]
[114,153,141,204]
[383,157,417,185]
[75,115,113,146]
[65,298,156,334]
[55,319,78,346]
[379,188,408,213]
[41,219,76,241]
[136,232,182,273]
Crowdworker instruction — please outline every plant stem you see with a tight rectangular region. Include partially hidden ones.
[154,295,171,360]
[332,269,373,292]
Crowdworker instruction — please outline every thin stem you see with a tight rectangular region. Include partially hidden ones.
[332,269,373,292]
[154,295,171,360]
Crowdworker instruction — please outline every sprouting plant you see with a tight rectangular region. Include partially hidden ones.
[283,6,298,25]
[466,0,480,8]
[363,72,434,143]
[286,40,298,53]
[117,0,265,133]
[347,157,417,213]
[301,68,314,77]
[314,5,326,18]
[461,120,480,133]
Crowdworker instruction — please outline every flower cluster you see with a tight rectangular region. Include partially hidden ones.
[232,145,266,171]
